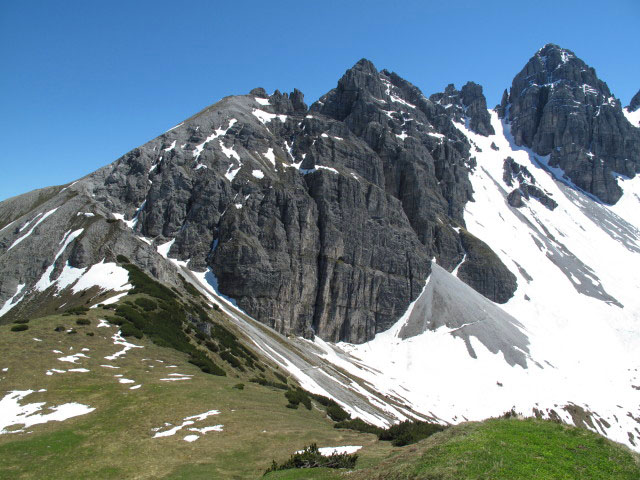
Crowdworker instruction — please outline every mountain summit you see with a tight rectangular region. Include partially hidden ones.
[502,43,640,203]
[1,45,640,456]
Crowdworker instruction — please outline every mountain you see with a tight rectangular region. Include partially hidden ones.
[624,89,640,127]
[1,44,640,476]
[498,44,640,204]
[0,58,518,344]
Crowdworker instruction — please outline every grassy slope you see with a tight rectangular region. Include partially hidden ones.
[346,418,640,480]
[265,419,640,480]
[1,297,639,479]
[0,307,390,479]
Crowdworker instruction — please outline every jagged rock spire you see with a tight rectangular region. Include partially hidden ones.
[504,44,640,204]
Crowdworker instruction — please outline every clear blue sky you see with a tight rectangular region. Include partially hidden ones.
[1,0,638,201]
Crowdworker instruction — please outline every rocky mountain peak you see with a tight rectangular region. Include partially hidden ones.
[628,89,640,112]
[505,44,640,204]
[429,82,495,136]
[515,43,610,98]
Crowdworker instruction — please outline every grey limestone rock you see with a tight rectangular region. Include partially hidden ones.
[505,44,640,204]
[429,82,495,136]
[628,90,640,112]
[0,59,519,342]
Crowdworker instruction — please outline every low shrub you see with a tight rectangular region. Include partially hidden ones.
[273,371,288,383]
[220,350,243,370]
[334,418,384,436]
[180,275,204,299]
[249,377,288,390]
[86,332,95,336]
[13,318,29,324]
[285,389,312,410]
[108,316,125,326]
[134,297,157,311]
[75,318,91,325]
[188,351,226,376]
[116,254,130,263]
[326,404,350,422]
[66,306,90,315]
[67,329,77,335]
[54,325,65,332]
[120,323,143,339]
[378,420,445,446]
[233,383,245,390]
[10,324,28,332]
[264,443,358,474]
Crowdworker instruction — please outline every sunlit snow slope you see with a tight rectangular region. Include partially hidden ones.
[314,111,640,452]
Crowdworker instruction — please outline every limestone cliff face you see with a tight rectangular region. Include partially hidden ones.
[505,44,640,204]
[0,59,520,342]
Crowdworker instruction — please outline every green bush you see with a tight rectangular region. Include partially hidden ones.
[378,420,445,446]
[67,329,77,335]
[205,340,219,352]
[120,323,143,339]
[13,318,29,324]
[188,351,226,376]
[285,389,312,410]
[116,254,130,263]
[10,324,28,332]
[264,443,358,474]
[220,350,244,371]
[122,264,177,302]
[134,297,157,311]
[54,325,65,332]
[180,275,204,298]
[66,306,90,315]
[86,332,95,336]
[115,305,146,330]
[108,316,125,326]
[274,371,288,383]
[326,404,350,422]
[75,318,91,325]
[249,377,288,390]
[233,383,245,390]
[334,418,384,436]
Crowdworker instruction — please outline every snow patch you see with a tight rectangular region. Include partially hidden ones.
[263,148,276,168]
[104,330,143,361]
[57,353,88,364]
[192,119,237,159]
[623,107,640,128]
[152,409,221,438]
[8,208,58,251]
[34,229,85,292]
[71,260,131,295]
[295,446,362,456]
[0,390,94,434]
[0,283,26,318]
[252,109,287,124]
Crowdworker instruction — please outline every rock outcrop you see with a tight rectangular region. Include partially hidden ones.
[430,82,495,136]
[505,44,640,204]
[503,157,557,210]
[0,59,520,342]
[628,90,640,112]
